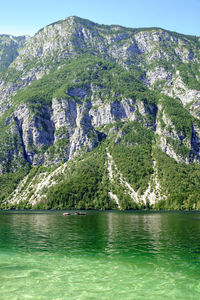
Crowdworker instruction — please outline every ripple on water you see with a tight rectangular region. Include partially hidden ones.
[0,211,199,299]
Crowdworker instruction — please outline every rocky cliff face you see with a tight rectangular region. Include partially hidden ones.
[0,34,29,71]
[0,16,200,209]
[1,17,200,110]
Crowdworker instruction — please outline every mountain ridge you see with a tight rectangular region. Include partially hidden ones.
[0,16,200,210]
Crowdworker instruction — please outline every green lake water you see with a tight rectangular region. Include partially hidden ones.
[0,211,199,299]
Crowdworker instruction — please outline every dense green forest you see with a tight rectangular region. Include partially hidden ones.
[1,120,200,210]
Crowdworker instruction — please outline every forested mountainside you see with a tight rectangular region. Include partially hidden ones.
[0,16,200,210]
[0,34,29,71]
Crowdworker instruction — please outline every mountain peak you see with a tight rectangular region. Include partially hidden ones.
[43,15,97,31]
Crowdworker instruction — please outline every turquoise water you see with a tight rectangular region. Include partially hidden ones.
[0,211,199,299]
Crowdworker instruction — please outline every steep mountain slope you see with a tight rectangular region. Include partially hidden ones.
[1,17,200,113]
[0,16,200,210]
[0,34,29,71]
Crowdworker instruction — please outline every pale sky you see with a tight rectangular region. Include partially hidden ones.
[1,0,199,37]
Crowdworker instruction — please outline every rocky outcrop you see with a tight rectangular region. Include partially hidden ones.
[190,124,200,162]
[163,72,200,106]
[13,105,54,165]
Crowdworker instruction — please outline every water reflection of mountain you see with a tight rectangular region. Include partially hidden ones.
[1,211,199,259]
[105,212,200,259]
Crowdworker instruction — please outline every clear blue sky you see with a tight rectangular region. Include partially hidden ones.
[1,0,200,37]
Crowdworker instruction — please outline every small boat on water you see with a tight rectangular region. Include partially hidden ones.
[75,212,86,215]
[63,212,71,216]
[63,212,86,216]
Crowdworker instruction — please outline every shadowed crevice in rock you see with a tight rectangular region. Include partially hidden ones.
[14,116,29,163]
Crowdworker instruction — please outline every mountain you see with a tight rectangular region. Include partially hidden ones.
[0,16,200,210]
[0,34,29,71]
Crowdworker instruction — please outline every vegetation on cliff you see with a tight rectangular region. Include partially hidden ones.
[0,17,200,210]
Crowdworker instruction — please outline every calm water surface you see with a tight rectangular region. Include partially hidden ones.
[0,210,199,299]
